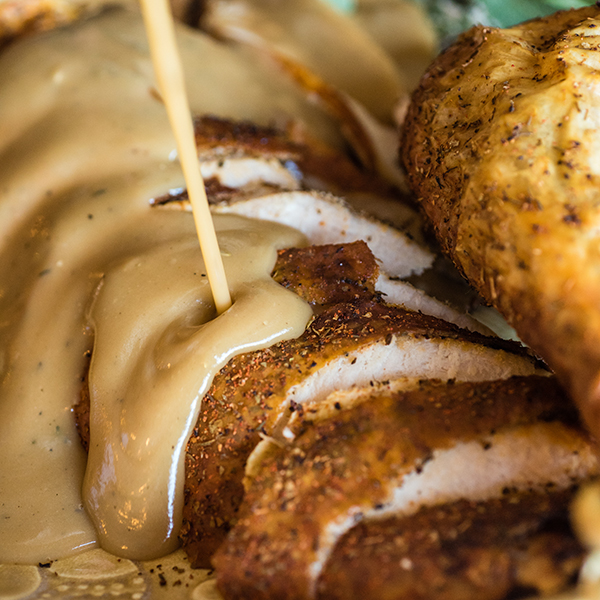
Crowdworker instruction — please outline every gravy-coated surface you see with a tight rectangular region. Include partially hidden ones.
[0,7,311,563]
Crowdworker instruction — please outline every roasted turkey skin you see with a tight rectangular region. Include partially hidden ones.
[402,5,600,437]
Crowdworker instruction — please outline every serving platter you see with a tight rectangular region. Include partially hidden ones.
[0,550,218,600]
[2,1,600,599]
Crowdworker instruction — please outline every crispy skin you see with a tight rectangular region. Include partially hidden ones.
[194,115,305,160]
[401,6,600,436]
[75,242,536,568]
[180,247,529,567]
[150,115,406,206]
[319,489,585,600]
[212,376,584,600]
[271,242,379,310]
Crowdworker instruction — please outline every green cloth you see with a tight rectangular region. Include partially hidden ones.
[415,0,595,42]
[319,0,357,13]
[319,0,596,38]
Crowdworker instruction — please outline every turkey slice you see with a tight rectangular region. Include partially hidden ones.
[178,242,541,566]
[214,376,597,600]
[375,274,491,334]
[151,115,425,242]
[210,190,434,278]
[319,487,585,600]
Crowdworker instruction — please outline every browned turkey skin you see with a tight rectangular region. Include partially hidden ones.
[402,5,600,439]
[318,489,585,600]
[213,375,591,600]
[181,249,532,567]
[76,240,536,567]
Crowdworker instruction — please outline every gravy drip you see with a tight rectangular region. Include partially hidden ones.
[0,8,311,563]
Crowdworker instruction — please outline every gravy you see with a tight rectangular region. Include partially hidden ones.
[0,8,311,563]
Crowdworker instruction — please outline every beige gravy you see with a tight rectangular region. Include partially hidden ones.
[0,8,311,563]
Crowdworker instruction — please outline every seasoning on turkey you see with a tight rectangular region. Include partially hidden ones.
[213,375,597,600]
[179,244,542,567]
[156,115,490,332]
[402,5,600,437]
[318,488,586,600]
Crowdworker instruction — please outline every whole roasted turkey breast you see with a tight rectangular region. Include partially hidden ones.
[402,5,600,438]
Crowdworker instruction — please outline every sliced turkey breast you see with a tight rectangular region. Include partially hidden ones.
[179,242,543,567]
[210,190,433,278]
[214,376,597,600]
[153,115,423,240]
[319,487,585,600]
[198,0,405,124]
